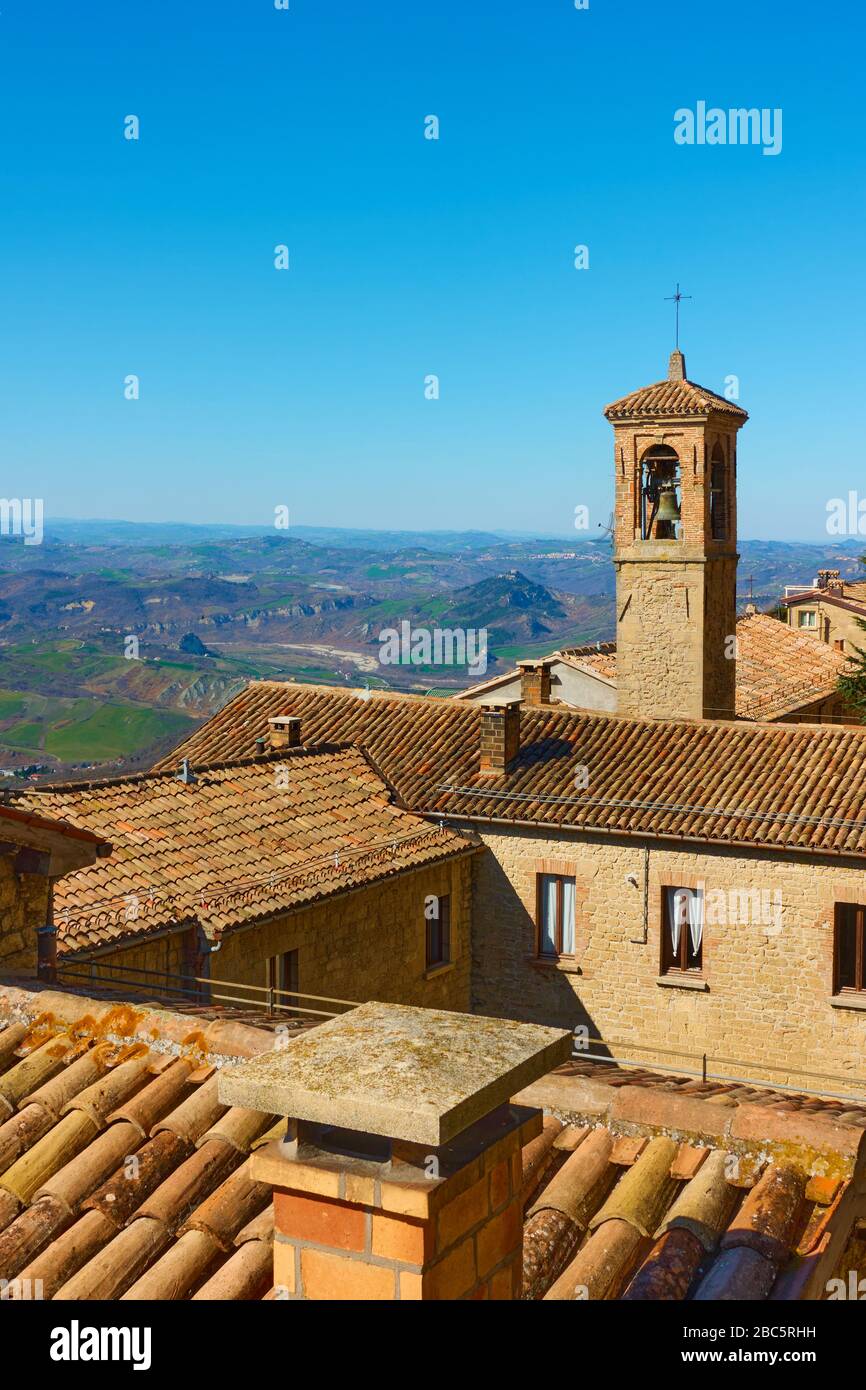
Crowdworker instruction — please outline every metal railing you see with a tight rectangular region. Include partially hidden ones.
[49,961,866,1102]
[572,1034,866,1104]
[54,959,360,1025]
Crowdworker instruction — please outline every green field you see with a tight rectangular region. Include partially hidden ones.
[46,704,194,761]
[0,688,195,763]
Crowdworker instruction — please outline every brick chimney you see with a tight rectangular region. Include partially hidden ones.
[267,716,301,751]
[517,660,551,707]
[219,1001,571,1300]
[479,703,520,775]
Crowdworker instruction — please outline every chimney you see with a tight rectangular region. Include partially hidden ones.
[517,660,551,707]
[219,1001,571,1301]
[479,702,520,775]
[268,716,302,751]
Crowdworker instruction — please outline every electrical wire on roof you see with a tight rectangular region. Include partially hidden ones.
[435,784,866,834]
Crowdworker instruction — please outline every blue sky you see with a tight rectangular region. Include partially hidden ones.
[0,0,862,539]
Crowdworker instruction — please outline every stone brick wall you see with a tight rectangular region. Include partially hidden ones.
[83,928,195,991]
[76,855,474,1016]
[468,823,866,1095]
[0,858,51,973]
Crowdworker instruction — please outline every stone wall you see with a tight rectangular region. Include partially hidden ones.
[0,858,51,973]
[469,822,866,1095]
[76,855,474,1017]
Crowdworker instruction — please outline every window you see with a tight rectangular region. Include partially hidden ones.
[798,610,817,629]
[710,445,727,540]
[425,894,451,968]
[536,874,576,957]
[266,949,298,1010]
[639,445,680,541]
[661,887,704,974]
[834,904,866,994]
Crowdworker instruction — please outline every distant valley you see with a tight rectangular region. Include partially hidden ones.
[0,522,862,782]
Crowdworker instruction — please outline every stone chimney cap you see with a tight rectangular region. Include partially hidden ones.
[668,348,687,381]
[218,1001,572,1147]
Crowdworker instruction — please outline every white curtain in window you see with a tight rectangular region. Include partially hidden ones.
[688,889,704,955]
[670,889,689,954]
[669,888,704,957]
[541,875,557,954]
[561,878,576,954]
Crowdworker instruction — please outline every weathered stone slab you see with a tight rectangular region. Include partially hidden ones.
[218,1001,572,1145]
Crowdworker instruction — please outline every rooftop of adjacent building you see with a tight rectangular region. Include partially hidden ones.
[8,746,477,957]
[783,570,866,615]
[150,675,866,863]
[459,610,852,724]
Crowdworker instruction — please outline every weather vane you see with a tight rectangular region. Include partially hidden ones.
[664,283,692,348]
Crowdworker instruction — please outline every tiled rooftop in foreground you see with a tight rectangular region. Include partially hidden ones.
[2,984,862,1301]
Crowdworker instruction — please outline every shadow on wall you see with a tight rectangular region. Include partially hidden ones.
[470,845,612,1062]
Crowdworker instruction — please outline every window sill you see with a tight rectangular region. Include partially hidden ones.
[656,974,708,992]
[830,992,866,1012]
[424,961,455,981]
[526,954,581,976]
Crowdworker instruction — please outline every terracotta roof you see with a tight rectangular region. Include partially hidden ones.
[0,986,283,1301]
[553,642,618,682]
[459,616,850,722]
[516,1061,866,1300]
[3,987,862,1301]
[0,802,109,850]
[604,377,748,421]
[12,749,475,955]
[733,611,851,720]
[784,583,866,616]
[152,679,866,861]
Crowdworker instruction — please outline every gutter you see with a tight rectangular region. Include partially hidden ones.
[58,841,482,960]
[421,808,866,867]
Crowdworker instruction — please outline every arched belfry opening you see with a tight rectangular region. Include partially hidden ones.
[640,444,681,541]
[710,442,727,540]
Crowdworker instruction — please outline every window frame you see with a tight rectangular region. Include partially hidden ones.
[660,886,705,976]
[833,902,866,995]
[425,894,451,969]
[798,609,818,629]
[266,948,299,1008]
[535,873,577,959]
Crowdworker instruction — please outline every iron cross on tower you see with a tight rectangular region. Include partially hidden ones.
[664,283,692,348]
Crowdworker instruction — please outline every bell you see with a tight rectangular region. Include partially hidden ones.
[656,485,681,524]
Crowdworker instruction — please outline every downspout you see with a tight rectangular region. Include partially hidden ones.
[626,844,650,945]
[37,882,58,984]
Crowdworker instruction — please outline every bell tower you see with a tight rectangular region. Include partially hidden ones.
[604,349,748,722]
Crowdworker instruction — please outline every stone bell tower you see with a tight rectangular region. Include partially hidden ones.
[604,349,748,722]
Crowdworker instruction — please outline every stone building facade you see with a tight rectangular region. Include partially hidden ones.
[89,853,473,1015]
[13,747,477,1019]
[467,823,866,1093]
